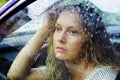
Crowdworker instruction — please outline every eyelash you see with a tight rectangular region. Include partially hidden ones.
[55,26,62,32]
[55,26,78,35]
[68,30,78,35]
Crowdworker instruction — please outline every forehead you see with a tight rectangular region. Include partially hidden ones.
[56,9,83,28]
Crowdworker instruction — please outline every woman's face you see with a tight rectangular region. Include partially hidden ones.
[53,10,87,62]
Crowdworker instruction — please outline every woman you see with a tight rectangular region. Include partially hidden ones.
[7,3,120,80]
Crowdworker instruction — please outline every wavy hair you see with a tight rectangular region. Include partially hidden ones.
[45,3,120,80]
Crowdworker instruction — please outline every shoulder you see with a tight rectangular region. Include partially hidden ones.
[38,66,49,79]
[24,66,47,80]
[38,66,47,71]
[85,66,119,80]
[37,66,47,76]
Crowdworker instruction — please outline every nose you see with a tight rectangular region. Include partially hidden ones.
[58,31,66,44]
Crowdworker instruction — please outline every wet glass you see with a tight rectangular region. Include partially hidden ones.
[0,0,120,79]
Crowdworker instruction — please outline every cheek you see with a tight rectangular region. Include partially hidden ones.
[70,43,82,55]
[53,32,57,40]
[68,41,87,62]
[69,38,86,55]
[67,40,81,54]
[70,37,84,48]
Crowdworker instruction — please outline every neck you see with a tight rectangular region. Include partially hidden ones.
[65,59,96,80]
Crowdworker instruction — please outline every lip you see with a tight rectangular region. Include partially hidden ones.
[56,47,67,53]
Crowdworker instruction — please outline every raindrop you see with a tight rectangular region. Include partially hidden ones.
[94,8,97,12]
[102,13,105,17]
[95,31,98,34]
[88,32,90,35]
[84,28,87,31]
[76,6,80,12]
[82,39,85,42]
[88,23,91,26]
[69,13,74,17]
[84,20,87,24]
[90,34,93,38]
[80,28,83,32]
[103,30,106,32]
[82,31,85,34]
[97,18,100,21]
[71,9,75,13]
[91,5,95,8]
[90,13,93,17]
[86,7,89,11]
[86,2,89,6]
[97,30,100,34]
[84,34,88,37]
[86,17,89,21]
[104,34,107,38]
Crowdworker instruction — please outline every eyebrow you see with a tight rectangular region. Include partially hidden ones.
[55,23,62,27]
[56,23,77,28]
[55,23,82,31]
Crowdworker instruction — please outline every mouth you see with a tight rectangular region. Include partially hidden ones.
[56,47,67,53]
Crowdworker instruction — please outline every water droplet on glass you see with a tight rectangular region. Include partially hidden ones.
[97,18,100,21]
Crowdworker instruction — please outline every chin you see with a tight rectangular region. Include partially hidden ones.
[55,53,66,61]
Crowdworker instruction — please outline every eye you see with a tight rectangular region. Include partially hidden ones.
[68,30,78,35]
[55,26,62,32]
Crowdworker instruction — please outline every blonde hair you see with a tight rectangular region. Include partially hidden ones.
[45,3,120,80]
[46,36,71,80]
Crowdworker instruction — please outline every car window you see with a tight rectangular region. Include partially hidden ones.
[0,0,120,78]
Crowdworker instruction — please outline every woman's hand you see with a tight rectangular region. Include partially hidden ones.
[42,9,58,32]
